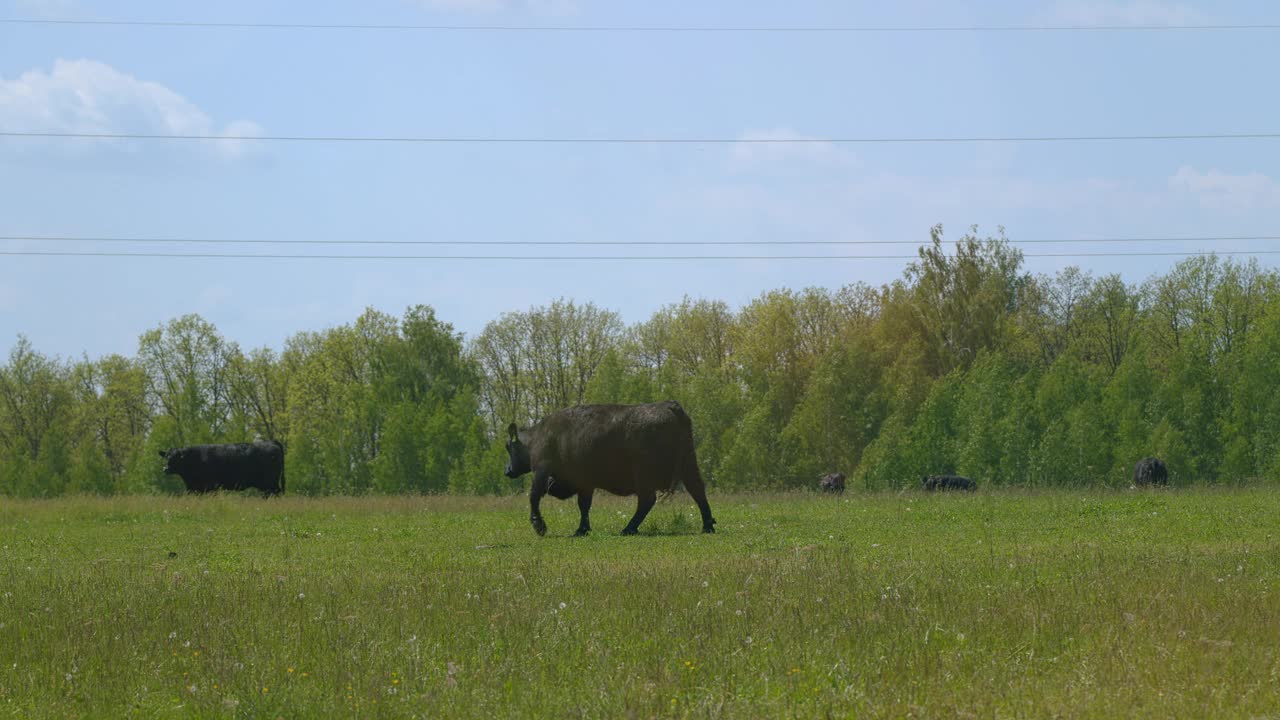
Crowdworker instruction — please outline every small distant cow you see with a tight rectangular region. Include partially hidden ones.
[922,474,977,492]
[819,472,846,494]
[1133,457,1169,487]
[159,441,285,495]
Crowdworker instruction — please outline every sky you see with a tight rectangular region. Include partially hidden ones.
[1,0,1279,359]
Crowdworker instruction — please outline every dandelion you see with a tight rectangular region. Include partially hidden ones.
[559,602,567,610]
[701,581,709,588]
[288,667,295,674]
[298,592,306,600]
[302,672,309,678]
[745,636,753,645]
[168,632,177,640]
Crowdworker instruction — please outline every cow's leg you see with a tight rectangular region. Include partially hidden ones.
[574,490,594,537]
[529,470,549,536]
[685,478,716,534]
[679,452,717,533]
[621,491,657,536]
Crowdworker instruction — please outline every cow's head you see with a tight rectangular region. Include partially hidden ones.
[158,448,185,475]
[504,423,531,479]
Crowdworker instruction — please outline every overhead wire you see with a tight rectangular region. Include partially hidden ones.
[4,250,1280,261]
[3,235,1280,247]
[3,18,1279,32]
[3,131,1278,144]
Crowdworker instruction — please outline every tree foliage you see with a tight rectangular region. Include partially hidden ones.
[6,230,1280,495]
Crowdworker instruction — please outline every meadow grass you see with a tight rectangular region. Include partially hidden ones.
[2,488,1279,718]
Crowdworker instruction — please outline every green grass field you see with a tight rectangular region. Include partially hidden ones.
[2,489,1279,718]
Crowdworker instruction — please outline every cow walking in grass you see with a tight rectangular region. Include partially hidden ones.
[159,441,285,495]
[1133,457,1169,487]
[922,474,977,492]
[819,472,846,494]
[504,401,716,536]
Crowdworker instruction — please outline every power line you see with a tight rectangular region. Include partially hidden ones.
[4,250,1280,261]
[4,131,1279,145]
[4,18,1279,33]
[4,235,1280,247]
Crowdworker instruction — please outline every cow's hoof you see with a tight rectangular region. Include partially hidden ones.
[573,528,590,537]
[532,518,547,536]
[702,526,716,534]
[621,527,638,536]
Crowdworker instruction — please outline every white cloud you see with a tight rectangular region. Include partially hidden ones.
[730,128,856,172]
[1049,0,1207,25]
[1169,166,1280,210]
[0,59,263,160]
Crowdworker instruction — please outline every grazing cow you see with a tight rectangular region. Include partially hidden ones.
[159,441,285,495]
[1133,457,1169,487]
[819,472,846,494]
[504,401,716,536]
[922,474,977,492]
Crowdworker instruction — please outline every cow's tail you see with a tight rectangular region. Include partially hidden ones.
[668,404,716,532]
[662,401,697,500]
[272,439,286,495]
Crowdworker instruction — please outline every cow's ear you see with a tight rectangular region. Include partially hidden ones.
[507,423,518,442]
[158,450,167,459]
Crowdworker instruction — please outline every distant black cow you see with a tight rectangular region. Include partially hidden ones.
[1133,457,1169,487]
[819,472,846,494]
[922,474,976,492]
[504,401,716,536]
[159,441,285,495]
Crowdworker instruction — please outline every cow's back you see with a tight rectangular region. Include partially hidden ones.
[184,442,283,493]
[535,402,691,495]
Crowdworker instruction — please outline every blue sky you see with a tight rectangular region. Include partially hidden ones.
[2,0,1278,359]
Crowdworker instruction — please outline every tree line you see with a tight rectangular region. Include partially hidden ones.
[5,227,1280,496]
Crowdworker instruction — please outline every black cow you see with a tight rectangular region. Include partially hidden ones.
[159,441,285,495]
[819,472,846,494]
[504,401,716,536]
[1133,457,1169,487]
[922,474,976,492]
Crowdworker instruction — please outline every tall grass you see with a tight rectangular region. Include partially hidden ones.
[2,489,1278,718]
